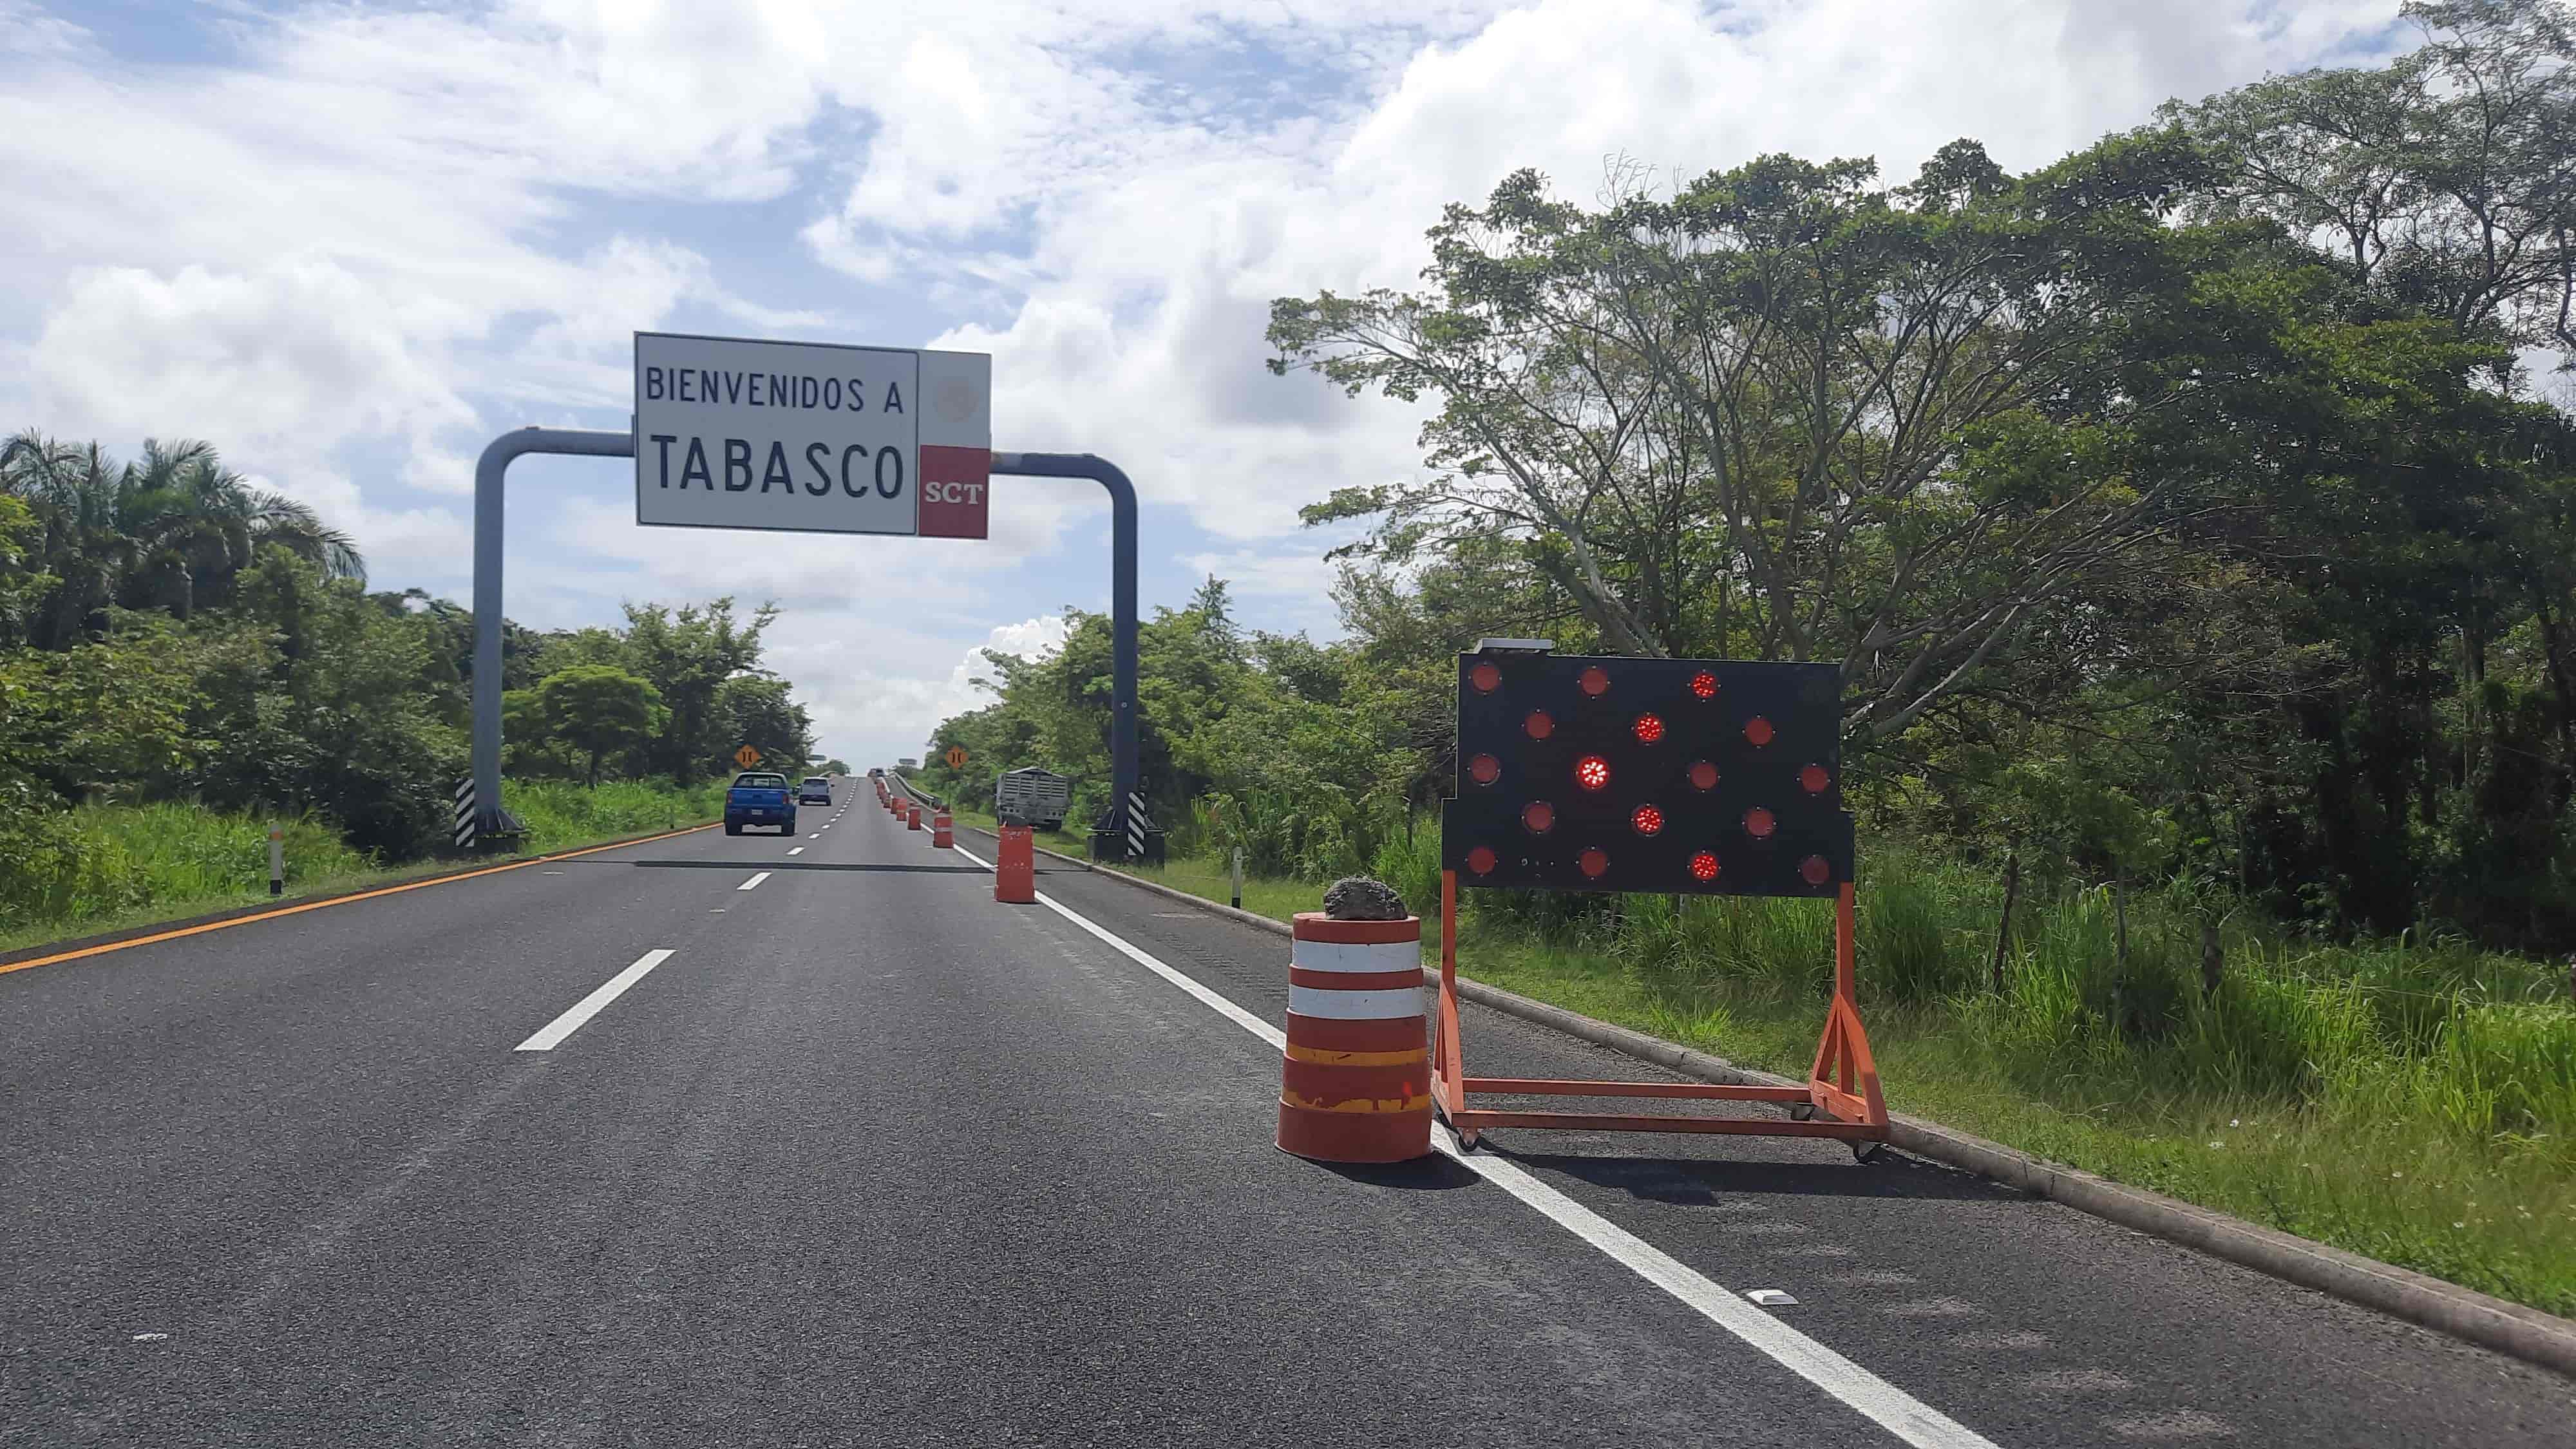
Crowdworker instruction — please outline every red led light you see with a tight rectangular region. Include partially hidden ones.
[1800,763,1832,794]
[1524,710,1555,741]
[1689,851,1721,882]
[1689,670,1718,700]
[1632,712,1665,744]
[1521,800,1556,834]
[1578,666,1610,697]
[1470,661,1502,693]
[1578,847,1609,878]
[1744,806,1776,839]
[1631,804,1664,836]
[1744,716,1776,747]
[1687,760,1718,791]
[1801,855,1832,885]
[1468,753,1501,786]
[1466,846,1497,875]
[1575,755,1611,790]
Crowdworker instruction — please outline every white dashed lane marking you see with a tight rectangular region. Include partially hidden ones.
[514,949,675,1052]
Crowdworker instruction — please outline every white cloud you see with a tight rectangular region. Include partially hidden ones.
[21,258,478,468]
[785,612,1069,767]
[0,0,2427,757]
[0,0,88,59]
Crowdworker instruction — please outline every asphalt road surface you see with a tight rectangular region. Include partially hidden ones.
[5,779,2570,1446]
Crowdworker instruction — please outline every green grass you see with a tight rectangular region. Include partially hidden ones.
[1099,837,2576,1320]
[0,779,726,955]
[1112,854,1323,923]
[507,777,728,853]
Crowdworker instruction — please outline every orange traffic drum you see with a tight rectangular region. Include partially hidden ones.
[1276,912,1431,1163]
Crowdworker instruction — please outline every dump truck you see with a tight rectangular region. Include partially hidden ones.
[994,768,1072,830]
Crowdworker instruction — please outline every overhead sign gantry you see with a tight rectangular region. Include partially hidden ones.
[465,332,1149,860]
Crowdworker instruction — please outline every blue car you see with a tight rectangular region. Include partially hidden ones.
[724,772,797,835]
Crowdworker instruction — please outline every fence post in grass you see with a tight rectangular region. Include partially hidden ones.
[2114,878,2129,971]
[1231,847,1244,911]
[1988,849,2020,996]
[267,823,284,897]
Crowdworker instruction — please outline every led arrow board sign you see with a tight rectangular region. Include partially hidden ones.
[1441,650,1854,896]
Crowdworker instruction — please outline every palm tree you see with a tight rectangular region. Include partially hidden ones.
[1,431,131,647]
[113,438,365,616]
[1,431,365,639]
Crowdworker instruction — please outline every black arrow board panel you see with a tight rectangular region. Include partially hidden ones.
[1441,652,1855,896]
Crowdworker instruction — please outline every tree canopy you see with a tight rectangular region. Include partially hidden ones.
[934,1,2576,952]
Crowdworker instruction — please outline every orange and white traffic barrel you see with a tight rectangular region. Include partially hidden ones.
[1276,913,1431,1162]
[907,803,923,831]
[932,809,953,849]
[995,824,1036,903]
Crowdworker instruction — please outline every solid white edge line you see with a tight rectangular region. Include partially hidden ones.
[737,871,771,891]
[945,839,1998,1449]
[514,949,675,1052]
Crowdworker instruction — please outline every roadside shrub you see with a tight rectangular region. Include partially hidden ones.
[1862,867,1970,1003]
[0,797,366,934]
[509,777,726,852]
[1366,823,1442,920]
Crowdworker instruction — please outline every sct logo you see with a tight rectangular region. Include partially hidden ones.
[917,445,993,539]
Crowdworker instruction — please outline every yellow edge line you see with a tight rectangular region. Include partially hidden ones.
[0,823,719,978]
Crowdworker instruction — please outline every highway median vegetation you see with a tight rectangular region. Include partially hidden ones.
[909,3,2576,1321]
[0,777,728,954]
[1,433,821,949]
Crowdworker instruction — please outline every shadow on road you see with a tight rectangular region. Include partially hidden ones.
[1488,1144,2022,1206]
[618,860,990,875]
[1300,1153,1484,1193]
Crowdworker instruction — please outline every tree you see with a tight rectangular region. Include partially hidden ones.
[189,547,464,859]
[1269,136,2244,745]
[2167,0,2576,358]
[715,674,814,777]
[531,665,665,786]
[621,597,776,779]
[1,432,363,643]
[0,493,50,647]
[0,617,205,799]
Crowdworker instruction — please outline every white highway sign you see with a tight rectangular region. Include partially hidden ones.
[634,332,991,538]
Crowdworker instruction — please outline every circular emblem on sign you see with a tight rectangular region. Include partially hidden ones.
[935,377,980,424]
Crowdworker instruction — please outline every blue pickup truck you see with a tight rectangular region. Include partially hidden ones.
[723,772,797,835]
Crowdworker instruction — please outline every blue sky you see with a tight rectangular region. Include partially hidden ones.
[0,0,2408,768]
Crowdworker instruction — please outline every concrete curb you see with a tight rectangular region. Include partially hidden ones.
[960,821,2576,1380]
[0,820,720,971]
